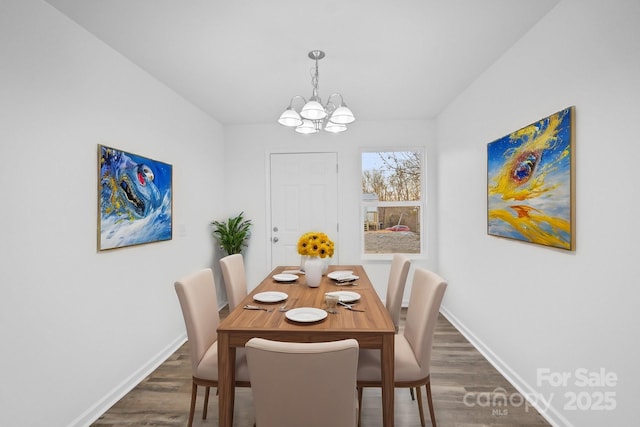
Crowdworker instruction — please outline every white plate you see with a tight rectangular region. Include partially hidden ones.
[253,291,288,303]
[328,270,353,280]
[325,291,361,303]
[285,307,328,323]
[272,273,299,282]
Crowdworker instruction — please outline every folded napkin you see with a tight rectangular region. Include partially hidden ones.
[335,275,359,282]
[334,281,358,287]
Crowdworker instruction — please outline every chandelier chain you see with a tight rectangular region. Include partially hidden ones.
[310,60,320,98]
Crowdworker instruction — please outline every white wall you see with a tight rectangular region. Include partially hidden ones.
[223,120,437,301]
[437,1,639,426]
[0,1,227,426]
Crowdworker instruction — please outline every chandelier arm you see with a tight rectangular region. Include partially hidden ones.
[325,93,345,114]
[287,95,307,110]
[326,93,345,106]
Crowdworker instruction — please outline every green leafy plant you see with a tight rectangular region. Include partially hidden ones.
[210,211,253,255]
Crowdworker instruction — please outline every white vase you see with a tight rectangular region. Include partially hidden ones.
[321,257,330,275]
[305,256,323,288]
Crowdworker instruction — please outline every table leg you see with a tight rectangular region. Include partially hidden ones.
[218,332,235,427]
[381,334,395,427]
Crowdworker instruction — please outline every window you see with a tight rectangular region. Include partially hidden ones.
[361,150,424,257]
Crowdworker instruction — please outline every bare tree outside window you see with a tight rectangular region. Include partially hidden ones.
[362,151,423,255]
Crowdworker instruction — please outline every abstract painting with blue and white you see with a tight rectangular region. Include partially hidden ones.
[99,145,172,250]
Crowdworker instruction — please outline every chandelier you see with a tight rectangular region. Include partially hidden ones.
[278,50,355,134]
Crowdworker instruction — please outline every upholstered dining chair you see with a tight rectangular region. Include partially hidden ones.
[246,338,360,427]
[174,268,251,427]
[385,253,411,332]
[357,267,447,427]
[219,253,248,311]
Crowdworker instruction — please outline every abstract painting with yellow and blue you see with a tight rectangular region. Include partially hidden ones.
[487,107,574,250]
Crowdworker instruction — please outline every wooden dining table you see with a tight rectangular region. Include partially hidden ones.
[217,264,396,427]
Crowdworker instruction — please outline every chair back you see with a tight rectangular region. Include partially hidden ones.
[219,253,248,310]
[403,268,447,378]
[246,338,360,427]
[385,254,411,330]
[174,268,220,375]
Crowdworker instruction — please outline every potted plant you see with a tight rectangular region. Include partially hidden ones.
[210,211,253,255]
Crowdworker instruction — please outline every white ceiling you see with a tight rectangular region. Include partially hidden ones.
[44,0,559,125]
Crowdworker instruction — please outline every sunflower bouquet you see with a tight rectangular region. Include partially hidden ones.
[297,231,335,258]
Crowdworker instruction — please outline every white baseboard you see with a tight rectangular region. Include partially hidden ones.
[439,306,573,427]
[68,333,187,427]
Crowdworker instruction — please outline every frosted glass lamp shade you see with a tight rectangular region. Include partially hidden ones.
[278,108,303,127]
[324,121,347,133]
[295,119,318,134]
[329,105,355,124]
[300,100,327,120]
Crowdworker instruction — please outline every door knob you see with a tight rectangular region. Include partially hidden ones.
[272,236,279,243]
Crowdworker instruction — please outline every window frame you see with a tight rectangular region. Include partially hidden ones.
[360,148,426,260]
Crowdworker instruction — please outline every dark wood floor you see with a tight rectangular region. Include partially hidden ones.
[92,309,551,426]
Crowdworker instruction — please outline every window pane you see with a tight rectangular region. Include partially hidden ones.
[363,206,421,254]
[362,151,421,202]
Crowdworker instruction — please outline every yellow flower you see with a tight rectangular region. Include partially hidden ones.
[297,231,334,258]
[318,243,332,258]
[297,239,309,255]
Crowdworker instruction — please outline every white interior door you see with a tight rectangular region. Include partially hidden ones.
[270,152,338,269]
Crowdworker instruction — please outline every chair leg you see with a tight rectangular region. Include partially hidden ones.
[416,385,426,427]
[187,382,197,427]
[357,387,363,427]
[410,387,415,400]
[202,386,210,419]
[426,379,437,427]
